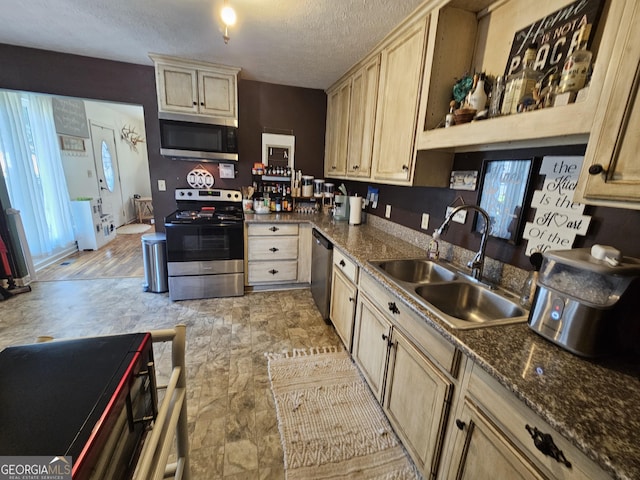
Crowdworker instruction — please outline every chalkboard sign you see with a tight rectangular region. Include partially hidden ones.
[504,0,604,78]
[52,97,90,138]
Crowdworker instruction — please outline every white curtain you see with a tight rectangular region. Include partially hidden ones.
[0,91,76,266]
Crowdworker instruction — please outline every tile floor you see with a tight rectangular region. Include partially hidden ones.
[0,278,342,479]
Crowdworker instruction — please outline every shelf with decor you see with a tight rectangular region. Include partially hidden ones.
[414,0,625,154]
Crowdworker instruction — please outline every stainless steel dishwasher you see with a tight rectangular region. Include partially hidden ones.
[311,228,333,320]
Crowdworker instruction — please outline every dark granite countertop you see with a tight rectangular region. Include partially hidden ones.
[245,213,640,480]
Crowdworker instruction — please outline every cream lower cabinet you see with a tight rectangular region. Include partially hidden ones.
[443,362,611,480]
[329,249,359,350]
[245,223,311,286]
[353,272,459,478]
[384,328,453,478]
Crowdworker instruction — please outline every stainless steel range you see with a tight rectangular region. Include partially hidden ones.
[165,189,244,301]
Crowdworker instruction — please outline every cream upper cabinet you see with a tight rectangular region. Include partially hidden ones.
[345,55,380,178]
[575,0,640,209]
[324,79,351,177]
[371,17,428,184]
[150,54,240,122]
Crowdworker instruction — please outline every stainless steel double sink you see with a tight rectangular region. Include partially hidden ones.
[368,258,528,329]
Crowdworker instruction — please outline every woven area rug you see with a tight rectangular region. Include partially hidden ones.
[267,347,420,479]
[117,223,151,234]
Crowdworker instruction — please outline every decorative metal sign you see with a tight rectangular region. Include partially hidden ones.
[187,166,214,189]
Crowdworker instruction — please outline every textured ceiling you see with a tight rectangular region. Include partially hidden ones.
[0,0,426,89]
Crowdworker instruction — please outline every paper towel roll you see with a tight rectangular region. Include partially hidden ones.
[349,196,363,225]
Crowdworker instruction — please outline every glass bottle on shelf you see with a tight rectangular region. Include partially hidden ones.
[488,75,505,117]
[558,24,593,96]
[501,44,542,115]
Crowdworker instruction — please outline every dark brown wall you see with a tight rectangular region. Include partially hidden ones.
[0,43,326,229]
[341,144,640,270]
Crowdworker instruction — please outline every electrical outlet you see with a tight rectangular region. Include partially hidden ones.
[421,213,430,230]
[158,179,166,191]
[385,205,392,218]
[446,207,467,224]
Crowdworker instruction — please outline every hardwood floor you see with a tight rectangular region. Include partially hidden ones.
[36,227,154,281]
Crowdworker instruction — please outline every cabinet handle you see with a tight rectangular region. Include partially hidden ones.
[588,164,606,175]
[525,424,572,469]
[455,419,466,430]
[269,247,279,252]
[339,259,346,267]
[269,226,279,232]
[388,302,400,315]
[269,269,278,275]
[402,164,409,171]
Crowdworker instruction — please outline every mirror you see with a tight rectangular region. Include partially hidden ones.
[475,158,534,244]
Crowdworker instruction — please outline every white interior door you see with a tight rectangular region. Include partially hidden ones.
[90,123,125,226]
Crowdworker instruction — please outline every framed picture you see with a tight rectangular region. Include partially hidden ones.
[262,133,295,169]
[59,135,86,152]
[475,158,535,244]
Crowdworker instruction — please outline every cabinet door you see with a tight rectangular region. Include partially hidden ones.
[371,18,427,183]
[324,79,351,177]
[329,268,357,350]
[352,294,391,401]
[579,1,640,205]
[384,329,452,477]
[198,69,237,118]
[156,64,199,114]
[446,400,545,480]
[346,55,380,177]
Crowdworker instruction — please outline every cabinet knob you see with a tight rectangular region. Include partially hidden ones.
[455,419,466,430]
[388,302,400,315]
[339,259,346,267]
[588,164,606,175]
[268,269,278,275]
[525,424,572,469]
[269,226,279,232]
[269,247,279,252]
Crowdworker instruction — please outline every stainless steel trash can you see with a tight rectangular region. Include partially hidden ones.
[141,232,168,293]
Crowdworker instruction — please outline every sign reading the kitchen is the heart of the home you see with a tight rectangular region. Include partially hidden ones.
[523,156,591,256]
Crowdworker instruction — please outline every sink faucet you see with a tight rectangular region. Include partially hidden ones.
[433,205,490,282]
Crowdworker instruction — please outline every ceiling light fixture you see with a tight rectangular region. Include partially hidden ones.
[221,1,237,44]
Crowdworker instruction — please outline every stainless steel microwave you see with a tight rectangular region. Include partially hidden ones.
[159,113,238,161]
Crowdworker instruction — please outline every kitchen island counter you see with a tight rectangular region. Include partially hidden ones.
[245,212,640,480]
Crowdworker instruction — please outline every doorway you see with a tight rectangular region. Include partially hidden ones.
[90,123,125,226]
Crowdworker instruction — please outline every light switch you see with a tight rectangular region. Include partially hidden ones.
[158,179,166,191]
[421,213,430,230]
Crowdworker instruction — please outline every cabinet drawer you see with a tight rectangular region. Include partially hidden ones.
[467,365,611,480]
[247,236,298,260]
[360,272,458,376]
[247,224,299,236]
[248,260,298,283]
[333,248,358,284]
